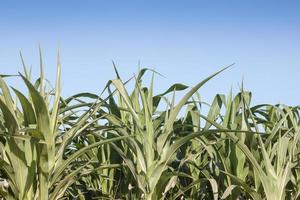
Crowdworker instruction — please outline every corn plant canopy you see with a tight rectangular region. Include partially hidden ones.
[0,53,299,200]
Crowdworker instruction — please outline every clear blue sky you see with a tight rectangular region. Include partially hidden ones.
[0,1,299,105]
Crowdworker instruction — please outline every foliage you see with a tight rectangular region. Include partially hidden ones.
[0,53,299,200]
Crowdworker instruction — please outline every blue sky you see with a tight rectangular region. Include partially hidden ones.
[0,1,300,105]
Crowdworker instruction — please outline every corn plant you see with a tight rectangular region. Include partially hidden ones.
[196,91,300,200]
[90,67,245,200]
[0,52,127,200]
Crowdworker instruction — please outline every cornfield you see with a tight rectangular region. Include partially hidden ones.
[0,51,299,200]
